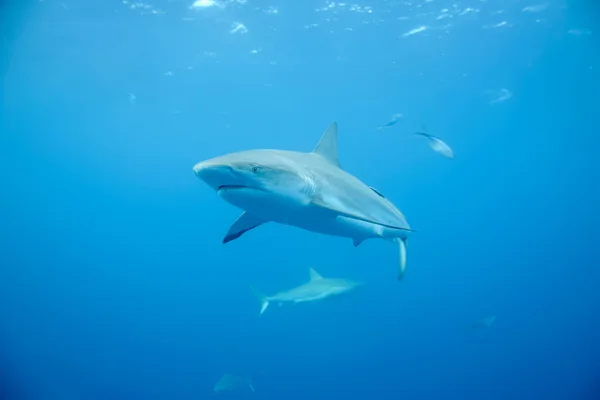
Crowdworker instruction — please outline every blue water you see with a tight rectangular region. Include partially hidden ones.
[1,0,599,399]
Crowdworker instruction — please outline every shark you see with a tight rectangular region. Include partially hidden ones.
[193,122,415,279]
[250,267,361,315]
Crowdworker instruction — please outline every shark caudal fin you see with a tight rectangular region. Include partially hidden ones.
[249,285,269,316]
[397,238,407,281]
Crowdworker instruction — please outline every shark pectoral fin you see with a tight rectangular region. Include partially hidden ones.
[308,267,323,280]
[397,238,407,281]
[223,212,268,244]
[248,384,255,393]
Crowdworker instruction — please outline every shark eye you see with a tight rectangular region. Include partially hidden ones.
[251,165,260,174]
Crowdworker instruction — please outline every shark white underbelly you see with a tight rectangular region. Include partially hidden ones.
[218,179,406,242]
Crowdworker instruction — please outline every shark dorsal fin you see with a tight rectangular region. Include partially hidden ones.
[312,122,340,167]
[308,268,323,280]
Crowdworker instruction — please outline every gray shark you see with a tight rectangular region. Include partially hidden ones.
[193,122,415,279]
[250,268,361,315]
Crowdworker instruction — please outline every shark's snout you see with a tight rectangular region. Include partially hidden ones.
[193,159,238,191]
[192,161,205,176]
[193,160,216,177]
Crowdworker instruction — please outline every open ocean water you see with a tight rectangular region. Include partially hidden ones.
[1,0,599,399]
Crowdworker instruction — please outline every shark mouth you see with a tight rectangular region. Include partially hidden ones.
[217,185,268,194]
[217,185,248,191]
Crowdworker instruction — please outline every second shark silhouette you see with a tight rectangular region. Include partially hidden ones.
[250,268,362,315]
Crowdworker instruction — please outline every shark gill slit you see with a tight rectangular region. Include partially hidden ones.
[300,172,317,199]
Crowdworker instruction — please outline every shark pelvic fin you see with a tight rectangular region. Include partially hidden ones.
[249,285,269,316]
[223,212,267,244]
[308,267,323,280]
[353,237,366,247]
[397,238,407,281]
[312,122,340,167]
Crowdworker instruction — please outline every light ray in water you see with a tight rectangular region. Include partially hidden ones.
[413,125,454,159]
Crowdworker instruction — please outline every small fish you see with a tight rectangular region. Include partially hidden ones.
[488,88,512,104]
[376,113,403,131]
[214,373,254,394]
[472,315,496,329]
[413,125,454,159]
[402,25,427,37]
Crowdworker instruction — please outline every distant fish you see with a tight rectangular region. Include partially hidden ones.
[413,125,454,159]
[472,315,496,329]
[190,0,223,9]
[214,373,254,394]
[522,4,548,13]
[376,113,403,131]
[402,25,427,37]
[488,88,512,104]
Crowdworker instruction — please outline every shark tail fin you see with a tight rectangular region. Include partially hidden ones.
[249,285,269,316]
[397,238,407,281]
